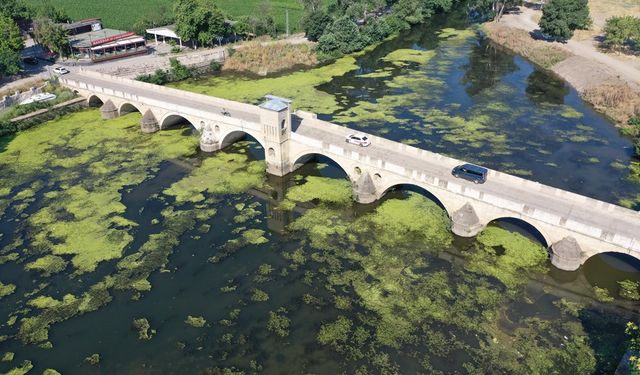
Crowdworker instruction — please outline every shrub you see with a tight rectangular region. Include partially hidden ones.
[603,16,640,52]
[302,10,332,42]
[540,0,591,39]
[169,58,191,80]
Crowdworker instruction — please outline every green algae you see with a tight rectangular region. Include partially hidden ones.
[42,370,61,375]
[132,318,153,339]
[2,360,33,375]
[286,176,352,205]
[1,352,13,362]
[84,354,100,365]
[241,229,268,245]
[267,308,290,337]
[171,55,359,114]
[0,282,16,299]
[251,288,269,302]
[164,152,265,203]
[560,106,584,119]
[24,255,68,277]
[466,226,548,292]
[317,316,352,346]
[382,49,436,65]
[185,315,207,328]
[0,110,198,273]
[437,28,477,40]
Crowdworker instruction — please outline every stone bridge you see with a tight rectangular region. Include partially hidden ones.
[59,70,640,272]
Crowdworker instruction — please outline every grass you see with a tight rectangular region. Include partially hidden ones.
[482,22,572,69]
[24,0,311,33]
[583,81,640,125]
[223,42,317,76]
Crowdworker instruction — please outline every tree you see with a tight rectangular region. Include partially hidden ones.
[472,0,523,22]
[602,16,640,51]
[318,16,365,55]
[33,3,70,23]
[0,14,23,77]
[33,18,69,57]
[302,10,331,41]
[0,0,30,21]
[299,0,322,12]
[174,0,225,46]
[539,0,591,40]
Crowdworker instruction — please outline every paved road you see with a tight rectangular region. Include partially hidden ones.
[62,71,640,243]
[295,118,640,239]
[65,72,261,124]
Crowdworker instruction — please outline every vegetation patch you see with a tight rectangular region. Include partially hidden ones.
[482,23,571,68]
[286,176,352,205]
[132,318,154,340]
[185,315,207,328]
[0,282,16,299]
[223,42,317,76]
[24,255,68,277]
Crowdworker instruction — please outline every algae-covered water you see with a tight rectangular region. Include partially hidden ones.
[1,16,640,375]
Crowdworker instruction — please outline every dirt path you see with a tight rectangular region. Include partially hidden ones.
[499,7,640,91]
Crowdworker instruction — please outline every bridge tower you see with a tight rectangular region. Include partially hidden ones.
[259,95,292,177]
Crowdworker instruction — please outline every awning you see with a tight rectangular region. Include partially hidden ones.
[90,37,145,50]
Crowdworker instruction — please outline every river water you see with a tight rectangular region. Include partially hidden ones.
[0,15,639,375]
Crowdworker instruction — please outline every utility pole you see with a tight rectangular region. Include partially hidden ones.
[285,9,289,37]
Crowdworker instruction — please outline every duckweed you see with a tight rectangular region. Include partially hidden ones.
[24,255,68,276]
[185,315,207,328]
[286,176,352,205]
[0,282,15,299]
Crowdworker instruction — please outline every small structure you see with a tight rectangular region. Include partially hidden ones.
[146,25,187,48]
[68,29,146,62]
[60,18,103,35]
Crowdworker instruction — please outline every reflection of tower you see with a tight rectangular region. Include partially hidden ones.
[259,95,292,177]
[265,174,294,234]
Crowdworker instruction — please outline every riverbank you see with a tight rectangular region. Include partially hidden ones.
[482,7,640,128]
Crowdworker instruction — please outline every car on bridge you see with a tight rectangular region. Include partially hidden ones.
[452,163,488,184]
[345,134,371,147]
[53,66,69,75]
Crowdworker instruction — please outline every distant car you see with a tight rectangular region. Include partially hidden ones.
[22,57,38,65]
[452,163,488,184]
[53,66,69,75]
[345,134,371,147]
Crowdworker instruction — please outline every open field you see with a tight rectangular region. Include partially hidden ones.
[24,0,310,33]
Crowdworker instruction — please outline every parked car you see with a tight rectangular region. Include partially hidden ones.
[452,163,488,184]
[345,134,371,147]
[20,93,57,105]
[53,66,69,75]
[22,57,38,65]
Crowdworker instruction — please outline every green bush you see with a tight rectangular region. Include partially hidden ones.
[603,16,640,51]
[169,58,191,80]
[540,0,591,39]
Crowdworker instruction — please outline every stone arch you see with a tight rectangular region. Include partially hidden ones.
[582,251,640,271]
[291,152,352,179]
[378,182,451,216]
[87,95,104,107]
[219,130,267,151]
[160,113,198,131]
[119,102,142,116]
[483,216,551,248]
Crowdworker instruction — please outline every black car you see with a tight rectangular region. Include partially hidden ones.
[452,163,488,184]
[22,57,38,65]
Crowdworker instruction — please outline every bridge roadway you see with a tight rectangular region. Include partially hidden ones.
[59,70,640,271]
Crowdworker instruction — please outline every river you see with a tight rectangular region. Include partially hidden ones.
[0,15,639,375]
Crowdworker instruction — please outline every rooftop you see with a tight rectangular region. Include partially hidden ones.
[259,95,292,112]
[59,18,102,31]
[68,29,139,48]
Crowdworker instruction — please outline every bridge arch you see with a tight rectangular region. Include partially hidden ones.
[119,102,142,116]
[482,216,551,248]
[87,95,104,107]
[220,130,267,151]
[160,113,198,132]
[291,152,352,179]
[378,182,452,216]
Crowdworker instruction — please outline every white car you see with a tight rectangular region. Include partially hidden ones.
[345,134,371,147]
[53,66,69,75]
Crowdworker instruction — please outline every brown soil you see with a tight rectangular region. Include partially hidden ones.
[222,41,317,76]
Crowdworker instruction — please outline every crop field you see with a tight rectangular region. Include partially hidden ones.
[24,0,309,33]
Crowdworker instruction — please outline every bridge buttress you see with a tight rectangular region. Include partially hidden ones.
[550,237,587,271]
[451,203,485,237]
[259,96,293,177]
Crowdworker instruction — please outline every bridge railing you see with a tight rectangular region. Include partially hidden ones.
[296,111,640,226]
[72,69,262,116]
